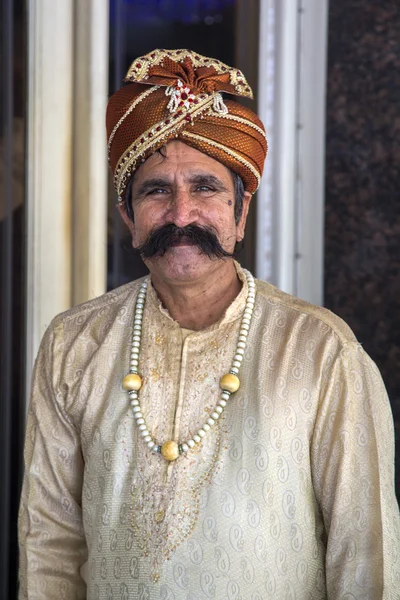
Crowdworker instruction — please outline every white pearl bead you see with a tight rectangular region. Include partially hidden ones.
[125,275,256,459]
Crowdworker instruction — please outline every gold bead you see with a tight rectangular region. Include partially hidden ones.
[220,373,240,393]
[122,373,142,391]
[161,441,180,461]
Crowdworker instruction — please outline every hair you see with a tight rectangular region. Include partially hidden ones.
[123,150,246,225]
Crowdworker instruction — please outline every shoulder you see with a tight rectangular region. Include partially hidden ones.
[34,278,147,396]
[50,277,145,329]
[42,278,147,353]
[254,278,357,346]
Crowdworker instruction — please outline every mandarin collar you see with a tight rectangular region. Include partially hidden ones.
[145,261,250,334]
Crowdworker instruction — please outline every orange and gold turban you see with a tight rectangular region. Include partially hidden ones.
[106,49,268,200]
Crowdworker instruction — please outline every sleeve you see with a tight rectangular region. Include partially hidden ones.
[311,341,400,599]
[18,319,87,599]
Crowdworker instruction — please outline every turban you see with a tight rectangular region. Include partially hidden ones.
[106,49,268,200]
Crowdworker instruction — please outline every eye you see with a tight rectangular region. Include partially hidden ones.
[196,185,214,192]
[148,188,168,196]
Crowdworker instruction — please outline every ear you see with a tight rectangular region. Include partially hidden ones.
[117,202,138,247]
[235,191,252,242]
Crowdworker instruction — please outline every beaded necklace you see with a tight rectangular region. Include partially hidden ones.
[122,271,256,461]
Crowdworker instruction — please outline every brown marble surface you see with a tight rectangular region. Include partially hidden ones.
[324,1,400,498]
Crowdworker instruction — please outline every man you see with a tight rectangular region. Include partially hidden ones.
[19,49,399,599]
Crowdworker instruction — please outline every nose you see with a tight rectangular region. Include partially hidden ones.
[167,188,198,227]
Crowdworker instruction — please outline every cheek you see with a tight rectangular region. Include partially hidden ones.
[131,206,162,243]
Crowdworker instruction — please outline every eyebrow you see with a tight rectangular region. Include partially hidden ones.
[189,174,228,192]
[135,178,171,198]
[134,173,229,198]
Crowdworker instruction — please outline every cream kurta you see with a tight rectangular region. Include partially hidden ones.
[19,266,400,599]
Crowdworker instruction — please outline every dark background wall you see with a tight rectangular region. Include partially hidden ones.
[324,0,400,498]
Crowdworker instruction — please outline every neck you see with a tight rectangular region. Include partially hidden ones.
[150,261,243,330]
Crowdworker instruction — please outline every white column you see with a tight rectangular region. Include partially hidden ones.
[26,0,109,403]
[257,0,299,295]
[26,1,74,378]
[256,0,329,306]
[271,0,299,295]
[295,0,329,305]
[72,0,109,306]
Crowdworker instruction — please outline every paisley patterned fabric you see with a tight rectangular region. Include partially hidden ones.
[19,265,400,599]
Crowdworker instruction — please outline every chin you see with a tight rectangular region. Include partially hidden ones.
[145,247,226,282]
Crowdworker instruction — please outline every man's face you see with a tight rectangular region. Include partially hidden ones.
[119,141,251,283]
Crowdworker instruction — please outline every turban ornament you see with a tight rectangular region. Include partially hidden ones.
[106,49,268,201]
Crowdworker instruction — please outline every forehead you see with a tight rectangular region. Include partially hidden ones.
[133,140,232,182]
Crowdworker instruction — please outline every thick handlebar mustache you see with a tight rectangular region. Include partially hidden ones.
[135,223,234,259]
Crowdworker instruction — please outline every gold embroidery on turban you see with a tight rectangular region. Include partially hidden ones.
[106,49,268,199]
